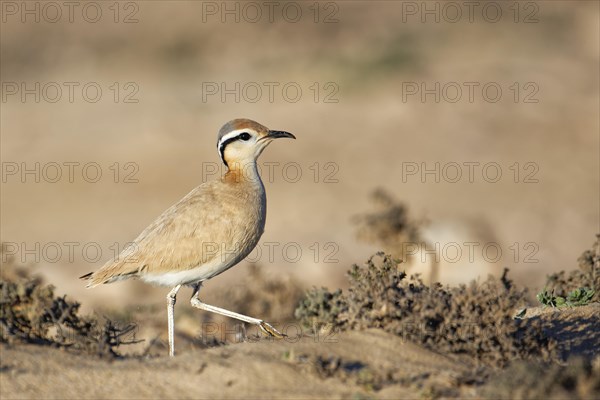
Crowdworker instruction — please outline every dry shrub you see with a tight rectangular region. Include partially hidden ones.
[544,234,600,303]
[296,253,555,367]
[353,189,422,261]
[293,287,346,331]
[0,267,137,358]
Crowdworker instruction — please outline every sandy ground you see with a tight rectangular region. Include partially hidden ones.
[1,330,460,399]
[2,303,598,399]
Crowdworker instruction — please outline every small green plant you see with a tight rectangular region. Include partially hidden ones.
[542,235,600,304]
[536,287,595,308]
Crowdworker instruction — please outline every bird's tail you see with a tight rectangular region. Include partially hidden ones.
[79,270,104,288]
[80,264,139,288]
[80,242,143,288]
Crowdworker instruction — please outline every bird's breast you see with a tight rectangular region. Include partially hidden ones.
[212,178,266,262]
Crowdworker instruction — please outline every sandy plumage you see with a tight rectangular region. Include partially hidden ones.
[80,118,293,289]
[82,174,266,287]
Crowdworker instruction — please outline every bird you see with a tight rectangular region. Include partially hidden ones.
[80,118,295,356]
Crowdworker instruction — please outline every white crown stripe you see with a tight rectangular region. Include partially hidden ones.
[217,129,253,149]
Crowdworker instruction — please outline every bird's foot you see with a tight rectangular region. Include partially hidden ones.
[259,321,285,339]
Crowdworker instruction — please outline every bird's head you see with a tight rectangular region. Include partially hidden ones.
[217,118,295,169]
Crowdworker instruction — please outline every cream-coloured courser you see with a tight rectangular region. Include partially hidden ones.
[80,118,295,356]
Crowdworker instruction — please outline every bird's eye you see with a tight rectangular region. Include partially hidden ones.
[239,132,251,141]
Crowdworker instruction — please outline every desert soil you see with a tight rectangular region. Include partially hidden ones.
[2,304,599,399]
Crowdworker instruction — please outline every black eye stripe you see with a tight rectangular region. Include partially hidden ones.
[218,132,253,167]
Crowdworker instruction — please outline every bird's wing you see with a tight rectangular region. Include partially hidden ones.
[83,181,240,287]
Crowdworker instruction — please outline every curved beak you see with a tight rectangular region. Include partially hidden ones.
[262,130,296,140]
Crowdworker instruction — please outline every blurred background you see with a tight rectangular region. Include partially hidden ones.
[1,1,598,315]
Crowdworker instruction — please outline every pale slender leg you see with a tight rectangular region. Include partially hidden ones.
[190,283,284,338]
[166,284,182,357]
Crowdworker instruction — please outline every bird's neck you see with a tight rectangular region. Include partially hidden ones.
[223,160,263,186]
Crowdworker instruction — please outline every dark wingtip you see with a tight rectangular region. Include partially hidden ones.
[79,272,93,280]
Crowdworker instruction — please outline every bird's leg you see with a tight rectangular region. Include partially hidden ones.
[166,284,182,357]
[190,283,284,339]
